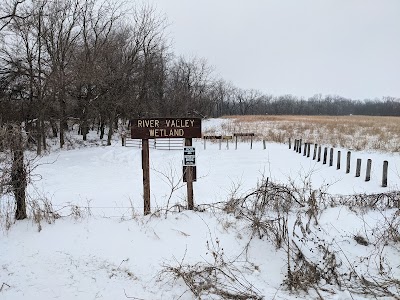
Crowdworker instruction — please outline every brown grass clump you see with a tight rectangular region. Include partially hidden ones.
[208,115,400,152]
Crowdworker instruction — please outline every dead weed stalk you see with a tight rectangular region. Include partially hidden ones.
[160,240,263,300]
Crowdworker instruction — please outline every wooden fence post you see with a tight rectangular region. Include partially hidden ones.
[365,159,372,181]
[356,158,361,177]
[289,138,291,149]
[250,135,253,150]
[235,135,238,150]
[323,147,327,164]
[263,140,266,150]
[382,160,388,187]
[318,146,322,162]
[303,143,307,156]
[346,151,351,174]
[307,143,311,158]
[219,138,221,150]
[313,144,317,160]
[298,139,302,153]
[122,135,126,146]
[337,151,341,170]
[329,148,334,166]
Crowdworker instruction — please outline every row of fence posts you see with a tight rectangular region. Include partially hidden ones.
[203,133,255,150]
[289,138,388,187]
[204,136,231,150]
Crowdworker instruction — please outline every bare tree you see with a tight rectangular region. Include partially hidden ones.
[71,0,124,141]
[0,0,27,31]
[208,79,236,117]
[41,0,81,148]
[234,88,263,115]
[3,1,48,154]
[132,3,169,114]
[165,56,214,117]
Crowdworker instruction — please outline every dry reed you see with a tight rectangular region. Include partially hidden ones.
[204,115,400,152]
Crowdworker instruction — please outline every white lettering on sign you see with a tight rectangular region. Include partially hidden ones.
[138,119,196,128]
[166,119,195,128]
[149,129,185,137]
[137,119,160,128]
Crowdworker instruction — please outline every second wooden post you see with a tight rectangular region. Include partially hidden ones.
[142,139,151,215]
[185,138,194,210]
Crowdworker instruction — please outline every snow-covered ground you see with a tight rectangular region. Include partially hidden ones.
[29,119,400,216]
[1,119,399,299]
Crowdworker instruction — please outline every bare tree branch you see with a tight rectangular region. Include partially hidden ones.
[0,0,28,31]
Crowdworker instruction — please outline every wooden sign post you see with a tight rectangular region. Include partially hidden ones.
[184,138,194,210]
[142,139,150,215]
[131,118,201,215]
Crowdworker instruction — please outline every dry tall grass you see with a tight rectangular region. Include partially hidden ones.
[204,115,400,152]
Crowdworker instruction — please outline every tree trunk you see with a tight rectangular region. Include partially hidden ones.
[59,98,68,148]
[11,127,27,220]
[36,120,42,156]
[59,71,67,148]
[81,90,91,141]
[107,109,116,146]
[82,112,88,141]
[41,118,46,151]
[114,114,119,130]
[50,119,58,138]
[100,122,105,140]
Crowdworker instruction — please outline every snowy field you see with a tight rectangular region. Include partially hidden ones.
[30,119,400,215]
[1,119,399,299]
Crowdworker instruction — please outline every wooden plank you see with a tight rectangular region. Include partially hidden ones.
[203,135,222,139]
[222,135,233,140]
[233,133,255,137]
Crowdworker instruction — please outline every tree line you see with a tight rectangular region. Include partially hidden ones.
[217,94,400,117]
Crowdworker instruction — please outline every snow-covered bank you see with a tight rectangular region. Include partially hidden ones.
[1,134,399,299]
[31,136,399,216]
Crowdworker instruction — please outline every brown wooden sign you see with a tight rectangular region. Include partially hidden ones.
[131,118,202,139]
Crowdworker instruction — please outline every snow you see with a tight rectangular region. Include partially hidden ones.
[1,119,399,299]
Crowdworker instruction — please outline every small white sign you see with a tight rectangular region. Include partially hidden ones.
[183,147,196,166]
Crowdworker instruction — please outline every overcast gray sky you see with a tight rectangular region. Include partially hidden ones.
[149,0,400,100]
